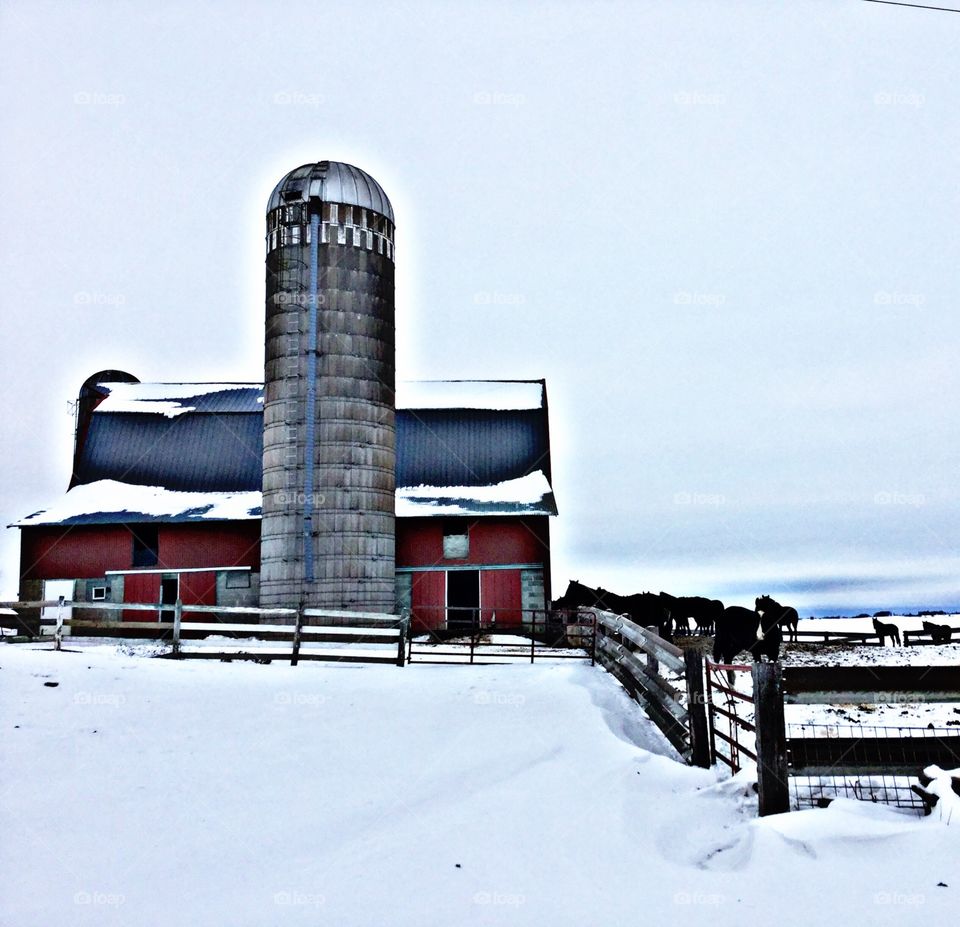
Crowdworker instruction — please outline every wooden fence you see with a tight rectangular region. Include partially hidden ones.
[592,609,710,767]
[1,598,408,667]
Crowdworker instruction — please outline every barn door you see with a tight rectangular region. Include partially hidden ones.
[446,570,479,630]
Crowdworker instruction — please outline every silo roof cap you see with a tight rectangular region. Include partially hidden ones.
[267,161,394,222]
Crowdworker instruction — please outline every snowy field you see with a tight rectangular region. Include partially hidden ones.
[1,642,957,926]
[0,643,960,927]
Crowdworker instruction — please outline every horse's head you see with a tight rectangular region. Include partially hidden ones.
[755,595,772,613]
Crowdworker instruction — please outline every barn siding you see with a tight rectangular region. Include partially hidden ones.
[396,516,549,569]
[19,522,261,583]
[20,525,133,581]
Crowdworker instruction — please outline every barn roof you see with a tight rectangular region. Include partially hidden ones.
[14,379,556,526]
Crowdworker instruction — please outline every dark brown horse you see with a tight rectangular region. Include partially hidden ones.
[552,580,672,639]
[713,603,782,665]
[755,595,799,644]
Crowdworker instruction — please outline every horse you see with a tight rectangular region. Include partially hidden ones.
[552,580,672,639]
[712,604,782,666]
[922,620,952,644]
[659,592,723,635]
[755,595,799,644]
[872,617,901,646]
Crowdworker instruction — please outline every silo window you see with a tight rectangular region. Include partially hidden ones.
[442,520,469,560]
[328,204,338,223]
[337,226,347,245]
[283,205,302,224]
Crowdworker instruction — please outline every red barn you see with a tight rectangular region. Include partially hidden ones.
[12,376,556,635]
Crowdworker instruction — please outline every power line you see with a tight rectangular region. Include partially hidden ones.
[861,0,960,12]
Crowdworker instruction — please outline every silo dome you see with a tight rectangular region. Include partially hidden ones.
[267,161,394,223]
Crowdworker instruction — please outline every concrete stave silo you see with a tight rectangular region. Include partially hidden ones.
[260,161,396,612]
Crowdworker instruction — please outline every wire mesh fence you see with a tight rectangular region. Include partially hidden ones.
[787,722,960,814]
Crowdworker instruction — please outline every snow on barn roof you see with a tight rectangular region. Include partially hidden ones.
[14,470,555,526]
[395,380,544,411]
[396,471,555,517]
[88,380,543,414]
[93,382,263,417]
[14,480,261,527]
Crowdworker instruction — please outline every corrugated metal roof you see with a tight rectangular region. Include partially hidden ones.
[47,379,555,523]
[75,411,263,492]
[396,409,549,488]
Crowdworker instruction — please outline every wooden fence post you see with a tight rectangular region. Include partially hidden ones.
[290,603,304,667]
[55,596,65,651]
[172,599,183,658]
[753,661,789,816]
[684,648,711,769]
[397,610,409,667]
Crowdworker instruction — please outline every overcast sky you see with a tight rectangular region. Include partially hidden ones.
[1,0,957,615]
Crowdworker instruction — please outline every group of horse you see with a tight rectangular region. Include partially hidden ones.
[552,580,799,665]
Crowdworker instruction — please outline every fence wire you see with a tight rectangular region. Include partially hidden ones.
[787,722,959,814]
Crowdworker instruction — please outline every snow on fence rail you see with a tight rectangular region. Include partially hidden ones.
[592,608,710,768]
[0,598,409,667]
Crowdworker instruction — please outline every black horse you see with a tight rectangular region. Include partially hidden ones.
[872,617,901,646]
[922,620,952,644]
[755,595,799,644]
[660,592,724,634]
[552,580,672,639]
[712,603,782,665]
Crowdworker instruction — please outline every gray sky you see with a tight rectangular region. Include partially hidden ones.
[1,0,957,615]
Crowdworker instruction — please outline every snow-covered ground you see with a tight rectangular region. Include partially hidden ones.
[1,642,956,926]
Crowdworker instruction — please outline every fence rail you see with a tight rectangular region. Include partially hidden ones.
[593,609,710,767]
[2,598,408,667]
